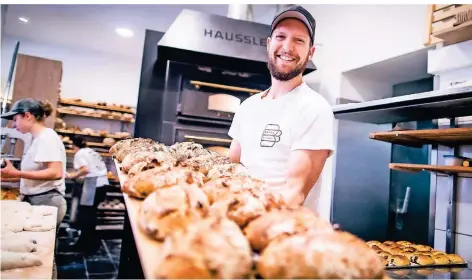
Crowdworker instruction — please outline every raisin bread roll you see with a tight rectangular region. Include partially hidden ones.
[413,244,432,252]
[396,241,411,246]
[138,184,209,241]
[154,216,253,279]
[410,254,434,266]
[244,207,334,251]
[257,230,385,279]
[383,241,396,246]
[122,167,205,199]
[388,255,410,267]
[367,240,382,247]
[121,151,176,173]
[446,254,465,264]
[209,192,267,228]
[432,254,451,265]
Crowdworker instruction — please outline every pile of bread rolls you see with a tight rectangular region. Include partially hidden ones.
[110,138,387,279]
[367,240,466,267]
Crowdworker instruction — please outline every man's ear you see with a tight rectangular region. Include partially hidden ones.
[308,45,316,60]
[266,37,271,51]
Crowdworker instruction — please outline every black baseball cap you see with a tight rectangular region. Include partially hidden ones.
[1,98,42,120]
[271,5,316,44]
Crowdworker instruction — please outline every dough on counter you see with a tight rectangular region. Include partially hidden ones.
[30,205,56,216]
[1,238,38,253]
[22,215,56,232]
[0,251,43,271]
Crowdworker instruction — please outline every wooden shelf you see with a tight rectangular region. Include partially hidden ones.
[57,108,135,123]
[390,163,472,175]
[62,140,111,148]
[433,20,472,47]
[56,129,128,140]
[59,99,135,114]
[370,128,472,148]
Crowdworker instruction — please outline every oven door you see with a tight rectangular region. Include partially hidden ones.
[179,89,240,121]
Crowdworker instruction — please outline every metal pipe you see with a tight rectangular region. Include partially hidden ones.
[1,40,20,117]
[227,4,253,21]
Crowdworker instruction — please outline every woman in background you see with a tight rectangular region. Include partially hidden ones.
[67,135,109,254]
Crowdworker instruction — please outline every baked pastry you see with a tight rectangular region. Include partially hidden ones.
[383,241,396,246]
[169,142,212,164]
[209,192,267,228]
[446,254,465,264]
[257,230,385,279]
[109,138,155,156]
[206,163,249,180]
[371,245,382,252]
[122,167,205,199]
[432,254,451,265]
[413,244,432,252]
[388,255,410,267]
[378,251,392,260]
[114,141,170,162]
[120,151,176,174]
[154,216,253,279]
[178,154,232,176]
[202,176,267,204]
[401,247,416,253]
[410,254,434,265]
[396,240,411,246]
[244,207,334,251]
[367,240,382,247]
[378,244,391,252]
[138,184,209,241]
[388,247,404,255]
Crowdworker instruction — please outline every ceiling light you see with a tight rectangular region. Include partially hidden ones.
[115,28,133,38]
[18,17,29,23]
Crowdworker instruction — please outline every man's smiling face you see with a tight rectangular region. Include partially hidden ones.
[267,18,315,81]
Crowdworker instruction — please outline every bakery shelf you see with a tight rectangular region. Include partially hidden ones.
[56,129,128,139]
[389,163,472,175]
[66,149,110,157]
[432,20,472,47]
[59,99,135,114]
[62,139,111,148]
[57,108,135,123]
[332,86,472,124]
[369,128,472,148]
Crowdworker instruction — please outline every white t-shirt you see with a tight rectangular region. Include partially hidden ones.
[73,148,109,206]
[228,81,335,211]
[20,128,67,195]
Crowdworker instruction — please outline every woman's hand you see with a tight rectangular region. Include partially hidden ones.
[0,159,20,178]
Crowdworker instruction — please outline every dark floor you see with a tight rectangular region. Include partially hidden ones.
[56,235,121,279]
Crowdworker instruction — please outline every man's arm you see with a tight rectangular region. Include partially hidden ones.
[283,149,330,205]
[229,140,241,163]
[67,166,89,179]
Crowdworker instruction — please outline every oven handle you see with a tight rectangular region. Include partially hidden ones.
[184,135,232,144]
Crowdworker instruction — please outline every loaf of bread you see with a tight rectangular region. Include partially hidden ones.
[121,151,176,174]
[202,176,267,204]
[178,154,232,176]
[138,184,209,241]
[122,167,205,199]
[206,163,250,180]
[154,216,253,279]
[244,207,334,251]
[169,142,212,164]
[257,230,385,279]
[109,138,157,157]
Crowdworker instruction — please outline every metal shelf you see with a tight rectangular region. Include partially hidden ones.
[332,86,472,124]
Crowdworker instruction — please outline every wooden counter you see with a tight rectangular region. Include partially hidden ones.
[0,206,58,279]
[114,160,163,279]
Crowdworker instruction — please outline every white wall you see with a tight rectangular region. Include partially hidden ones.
[1,34,141,107]
[301,4,429,221]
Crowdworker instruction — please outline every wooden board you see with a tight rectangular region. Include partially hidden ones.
[57,109,135,123]
[369,128,472,147]
[1,206,58,279]
[389,163,472,174]
[59,99,135,114]
[114,160,163,279]
[55,129,127,140]
[433,19,472,46]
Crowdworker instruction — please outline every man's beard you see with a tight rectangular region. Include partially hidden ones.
[267,52,309,81]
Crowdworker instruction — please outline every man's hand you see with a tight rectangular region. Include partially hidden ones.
[229,140,241,163]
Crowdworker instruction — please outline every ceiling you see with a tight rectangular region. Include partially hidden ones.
[3,4,279,59]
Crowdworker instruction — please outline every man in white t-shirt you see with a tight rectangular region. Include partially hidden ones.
[228,5,335,209]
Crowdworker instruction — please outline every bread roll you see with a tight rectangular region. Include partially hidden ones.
[122,167,205,199]
[138,184,209,241]
[206,163,250,180]
[121,151,176,173]
[388,255,410,267]
[389,247,404,255]
[396,240,411,246]
[446,254,465,264]
[178,154,232,176]
[109,138,154,155]
[383,241,396,246]
[209,192,267,228]
[401,247,416,253]
[432,254,451,265]
[244,207,334,251]
[378,251,392,260]
[413,244,432,252]
[169,142,212,163]
[410,254,434,266]
[154,216,253,279]
[367,240,382,247]
[202,176,267,204]
[257,230,385,279]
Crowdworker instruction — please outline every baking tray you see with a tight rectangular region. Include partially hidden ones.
[385,262,468,270]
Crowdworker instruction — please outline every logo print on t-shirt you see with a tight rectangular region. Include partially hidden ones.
[260,124,282,147]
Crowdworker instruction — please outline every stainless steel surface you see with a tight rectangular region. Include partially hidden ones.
[227,4,253,21]
[446,118,458,253]
[332,86,472,124]
[386,263,472,279]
